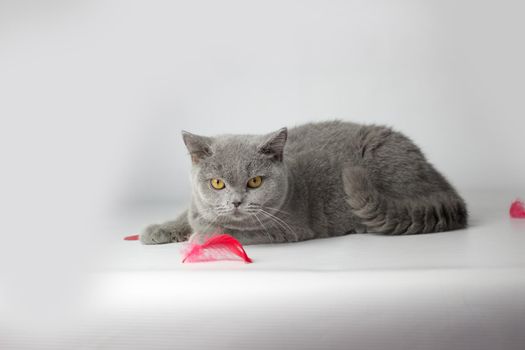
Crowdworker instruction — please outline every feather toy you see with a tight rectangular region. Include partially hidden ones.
[124,234,139,240]
[181,233,252,263]
[510,199,525,218]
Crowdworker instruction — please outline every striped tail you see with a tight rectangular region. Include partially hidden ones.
[343,167,468,235]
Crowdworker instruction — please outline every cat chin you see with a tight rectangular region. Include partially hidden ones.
[195,212,260,231]
[219,218,261,231]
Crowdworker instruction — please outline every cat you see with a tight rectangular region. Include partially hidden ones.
[140,120,468,245]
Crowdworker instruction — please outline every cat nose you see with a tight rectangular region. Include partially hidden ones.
[232,201,242,208]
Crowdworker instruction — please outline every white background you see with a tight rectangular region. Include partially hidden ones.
[1,0,525,345]
[2,0,524,213]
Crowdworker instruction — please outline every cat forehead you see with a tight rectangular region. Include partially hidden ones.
[198,136,273,176]
[212,134,264,150]
[210,134,268,161]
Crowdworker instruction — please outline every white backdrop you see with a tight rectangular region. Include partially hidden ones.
[1,1,525,345]
[1,1,524,214]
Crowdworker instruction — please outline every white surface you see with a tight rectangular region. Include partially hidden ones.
[110,193,525,273]
[2,191,524,350]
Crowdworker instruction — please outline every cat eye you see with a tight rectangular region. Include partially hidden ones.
[210,178,225,190]
[247,176,263,189]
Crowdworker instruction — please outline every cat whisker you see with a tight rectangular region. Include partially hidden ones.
[260,205,292,216]
[246,203,284,214]
[257,213,285,242]
[250,213,273,243]
[246,203,291,216]
[258,209,298,242]
[199,212,225,234]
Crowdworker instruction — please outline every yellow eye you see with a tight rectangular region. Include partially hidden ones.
[210,178,225,190]
[247,176,263,189]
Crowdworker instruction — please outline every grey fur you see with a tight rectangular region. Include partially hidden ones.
[141,121,467,245]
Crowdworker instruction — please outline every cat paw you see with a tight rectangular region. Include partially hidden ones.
[140,224,173,245]
[140,223,190,244]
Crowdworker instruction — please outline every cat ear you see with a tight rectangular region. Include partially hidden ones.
[182,131,213,164]
[258,127,288,161]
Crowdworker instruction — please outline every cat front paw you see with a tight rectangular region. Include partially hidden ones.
[140,224,173,245]
[140,223,191,244]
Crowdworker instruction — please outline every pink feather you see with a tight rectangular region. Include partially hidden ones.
[510,199,525,218]
[182,233,252,263]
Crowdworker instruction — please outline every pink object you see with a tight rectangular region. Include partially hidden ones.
[182,233,252,263]
[510,199,525,218]
[124,234,140,240]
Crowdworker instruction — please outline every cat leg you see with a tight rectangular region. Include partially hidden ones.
[342,166,468,235]
[342,126,468,234]
[140,210,192,244]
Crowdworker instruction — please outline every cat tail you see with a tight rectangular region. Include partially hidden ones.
[342,167,468,235]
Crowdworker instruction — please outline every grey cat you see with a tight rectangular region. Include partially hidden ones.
[141,120,467,245]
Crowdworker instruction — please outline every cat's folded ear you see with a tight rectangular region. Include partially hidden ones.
[258,127,288,161]
[182,131,213,164]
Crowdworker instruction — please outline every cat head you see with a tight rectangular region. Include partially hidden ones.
[182,128,289,230]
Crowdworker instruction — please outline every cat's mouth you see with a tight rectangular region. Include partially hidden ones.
[226,208,245,220]
[215,209,258,228]
[215,207,244,219]
[213,204,270,229]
